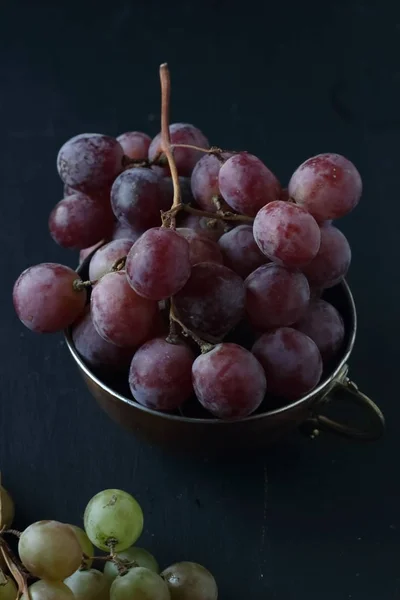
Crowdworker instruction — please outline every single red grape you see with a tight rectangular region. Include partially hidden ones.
[91,271,157,347]
[192,343,266,419]
[148,123,209,176]
[13,263,86,333]
[191,153,231,212]
[218,153,281,216]
[57,134,124,193]
[218,224,268,278]
[288,153,362,221]
[129,338,195,411]
[161,176,194,207]
[294,299,345,361]
[111,167,165,231]
[117,131,151,160]
[245,263,310,331]
[49,193,114,250]
[252,327,322,400]
[72,308,135,371]
[177,213,227,241]
[111,221,143,243]
[253,200,321,268]
[302,224,351,288]
[89,239,134,281]
[126,228,191,300]
[174,263,245,342]
[177,228,223,266]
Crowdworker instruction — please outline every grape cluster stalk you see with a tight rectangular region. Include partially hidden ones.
[12,61,362,420]
[0,483,218,600]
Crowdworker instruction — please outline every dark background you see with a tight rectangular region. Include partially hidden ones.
[1,0,399,598]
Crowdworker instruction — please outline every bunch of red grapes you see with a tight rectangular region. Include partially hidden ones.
[13,70,360,421]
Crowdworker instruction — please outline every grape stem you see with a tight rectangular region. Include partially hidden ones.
[1,529,21,538]
[159,63,181,226]
[169,299,214,354]
[165,203,254,224]
[72,256,127,292]
[0,537,32,599]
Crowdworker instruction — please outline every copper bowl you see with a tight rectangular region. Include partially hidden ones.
[65,259,385,452]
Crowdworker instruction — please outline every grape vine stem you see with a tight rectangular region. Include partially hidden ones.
[159,63,181,227]
[168,203,254,223]
[169,299,214,354]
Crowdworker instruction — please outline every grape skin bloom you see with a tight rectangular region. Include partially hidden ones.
[288,153,362,221]
[252,327,322,400]
[13,263,86,333]
[253,201,321,268]
[125,228,192,301]
[57,133,124,193]
[192,343,267,419]
[91,271,157,348]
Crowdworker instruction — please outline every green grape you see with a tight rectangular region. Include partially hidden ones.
[18,520,82,580]
[0,576,18,600]
[69,525,94,568]
[21,580,74,600]
[110,567,170,600]
[64,568,109,600]
[161,562,218,600]
[84,489,143,552]
[104,546,159,583]
[0,487,14,528]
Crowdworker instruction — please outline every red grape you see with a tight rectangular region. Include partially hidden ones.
[79,241,104,264]
[218,224,268,278]
[129,338,195,410]
[72,308,135,371]
[191,153,231,212]
[111,167,166,231]
[126,228,191,300]
[245,263,310,330]
[177,228,223,266]
[174,263,245,342]
[192,343,266,419]
[252,327,322,400]
[116,131,151,160]
[161,176,194,207]
[111,221,142,243]
[89,239,134,281]
[57,134,124,193]
[218,153,281,216]
[177,212,227,241]
[49,193,114,250]
[253,200,321,268]
[294,299,344,361]
[91,271,157,347]
[288,153,362,221]
[13,263,86,333]
[302,225,351,288]
[148,123,209,176]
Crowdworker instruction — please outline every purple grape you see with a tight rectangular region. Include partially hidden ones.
[129,338,195,410]
[288,153,362,221]
[57,134,124,193]
[13,263,86,333]
[192,343,266,418]
[252,327,322,400]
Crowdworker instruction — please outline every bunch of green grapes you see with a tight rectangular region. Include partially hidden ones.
[0,486,217,600]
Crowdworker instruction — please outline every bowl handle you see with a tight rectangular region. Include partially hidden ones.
[301,374,385,441]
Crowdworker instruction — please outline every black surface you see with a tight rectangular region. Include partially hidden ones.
[1,1,399,598]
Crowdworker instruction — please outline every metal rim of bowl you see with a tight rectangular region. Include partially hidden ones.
[64,277,356,426]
